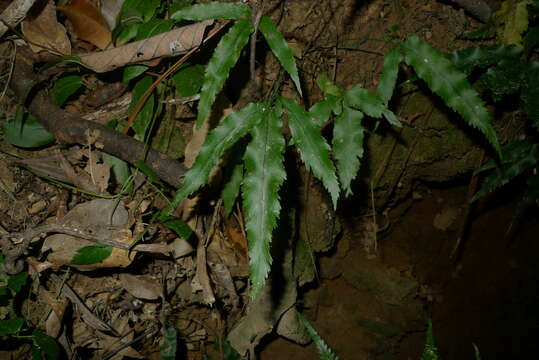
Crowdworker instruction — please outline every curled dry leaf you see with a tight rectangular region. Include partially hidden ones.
[78,20,212,72]
[21,0,71,55]
[42,199,136,270]
[119,273,162,301]
[58,0,111,49]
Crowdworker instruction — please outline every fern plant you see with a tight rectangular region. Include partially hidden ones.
[445,2,539,218]
[156,1,501,300]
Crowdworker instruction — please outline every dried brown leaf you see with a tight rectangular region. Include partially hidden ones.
[58,0,111,49]
[21,0,70,55]
[119,273,162,300]
[78,20,212,72]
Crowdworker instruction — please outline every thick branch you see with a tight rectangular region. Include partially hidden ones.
[10,47,186,188]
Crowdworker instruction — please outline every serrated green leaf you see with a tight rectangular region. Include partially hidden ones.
[0,317,24,336]
[281,97,340,208]
[309,96,340,127]
[471,139,539,202]
[344,85,401,127]
[173,64,205,97]
[52,75,83,106]
[164,103,262,215]
[69,245,112,265]
[420,320,440,360]
[3,110,55,148]
[477,60,525,101]
[242,107,286,299]
[32,330,61,360]
[222,163,244,216]
[161,326,177,360]
[447,44,521,74]
[130,75,155,140]
[402,36,501,156]
[333,106,364,197]
[377,45,402,105]
[297,311,340,360]
[171,2,252,20]
[160,215,193,241]
[259,16,302,96]
[7,272,27,293]
[316,73,341,97]
[196,19,253,127]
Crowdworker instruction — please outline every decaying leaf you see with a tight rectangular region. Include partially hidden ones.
[58,0,111,49]
[42,199,136,270]
[78,20,212,72]
[21,0,71,55]
[119,273,162,300]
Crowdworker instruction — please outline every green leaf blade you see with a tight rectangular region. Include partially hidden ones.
[7,272,28,293]
[32,330,61,360]
[3,110,55,148]
[52,75,83,106]
[402,36,501,156]
[242,108,286,299]
[222,163,244,216]
[297,311,340,360]
[130,75,155,140]
[69,245,113,265]
[259,16,303,96]
[165,103,262,214]
[333,106,364,197]
[471,139,539,202]
[0,317,24,336]
[171,2,252,21]
[447,44,521,74]
[377,46,402,105]
[281,97,340,208]
[344,85,401,127]
[196,19,253,126]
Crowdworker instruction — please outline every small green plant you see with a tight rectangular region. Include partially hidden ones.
[157,1,501,299]
[445,1,539,219]
[0,254,61,359]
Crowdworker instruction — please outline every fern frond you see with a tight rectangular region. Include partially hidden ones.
[222,163,243,216]
[420,320,441,360]
[242,107,286,299]
[402,36,501,156]
[280,97,340,208]
[196,19,253,127]
[296,311,341,360]
[170,2,252,21]
[309,95,341,127]
[259,16,303,96]
[477,59,525,101]
[163,103,262,215]
[344,84,401,127]
[471,138,539,202]
[447,44,521,75]
[377,45,403,105]
[333,106,365,197]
